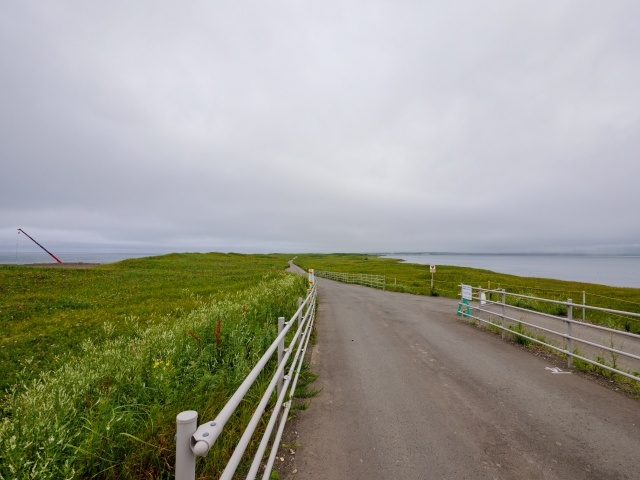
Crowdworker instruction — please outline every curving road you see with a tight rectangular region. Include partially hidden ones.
[286,263,640,479]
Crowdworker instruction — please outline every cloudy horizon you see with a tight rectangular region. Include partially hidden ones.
[2,1,639,255]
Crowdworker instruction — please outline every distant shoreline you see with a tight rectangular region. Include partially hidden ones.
[381,253,640,289]
[26,262,101,268]
[381,252,640,257]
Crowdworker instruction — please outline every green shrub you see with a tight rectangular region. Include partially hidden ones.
[509,322,533,347]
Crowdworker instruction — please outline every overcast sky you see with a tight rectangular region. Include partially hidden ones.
[2,1,639,254]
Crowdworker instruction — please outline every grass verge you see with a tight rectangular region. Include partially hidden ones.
[0,259,307,479]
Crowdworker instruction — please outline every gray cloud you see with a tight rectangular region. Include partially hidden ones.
[2,1,639,254]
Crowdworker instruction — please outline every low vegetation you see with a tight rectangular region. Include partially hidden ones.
[294,254,640,333]
[0,253,309,479]
[0,252,292,391]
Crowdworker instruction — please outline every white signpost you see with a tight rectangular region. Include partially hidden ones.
[461,285,472,300]
[430,265,436,289]
[458,284,472,317]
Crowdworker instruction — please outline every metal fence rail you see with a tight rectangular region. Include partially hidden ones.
[315,270,386,290]
[457,285,640,383]
[176,279,317,480]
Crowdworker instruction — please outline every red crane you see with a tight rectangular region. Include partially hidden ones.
[17,228,62,263]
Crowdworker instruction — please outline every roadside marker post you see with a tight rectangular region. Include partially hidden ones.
[429,265,436,290]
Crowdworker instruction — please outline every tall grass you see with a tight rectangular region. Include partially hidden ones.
[0,272,306,479]
[0,252,292,392]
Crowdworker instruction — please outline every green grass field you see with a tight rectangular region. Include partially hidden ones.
[0,252,294,392]
[294,254,640,333]
[0,253,310,479]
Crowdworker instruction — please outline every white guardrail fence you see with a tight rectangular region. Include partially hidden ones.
[457,284,640,382]
[315,270,386,289]
[175,272,318,480]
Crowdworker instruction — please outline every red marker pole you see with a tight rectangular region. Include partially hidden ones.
[17,229,62,263]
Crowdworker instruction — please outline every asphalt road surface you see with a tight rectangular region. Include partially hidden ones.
[287,265,640,480]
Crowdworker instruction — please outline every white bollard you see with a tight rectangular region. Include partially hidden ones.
[176,410,198,480]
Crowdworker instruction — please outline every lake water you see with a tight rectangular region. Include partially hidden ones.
[0,252,156,265]
[382,254,640,288]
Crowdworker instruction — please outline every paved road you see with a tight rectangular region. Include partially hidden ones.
[287,266,640,479]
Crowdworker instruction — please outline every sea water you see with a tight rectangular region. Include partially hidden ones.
[382,254,640,288]
[0,252,156,265]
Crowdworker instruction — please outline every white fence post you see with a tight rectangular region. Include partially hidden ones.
[298,297,303,332]
[278,316,284,396]
[583,291,586,321]
[501,289,506,339]
[176,410,198,480]
[567,299,573,368]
